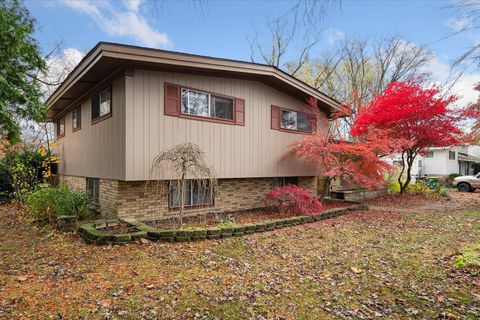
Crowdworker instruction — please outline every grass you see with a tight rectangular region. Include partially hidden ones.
[0,193,479,319]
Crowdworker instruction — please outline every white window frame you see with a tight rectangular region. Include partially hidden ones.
[181,88,234,121]
[280,109,310,132]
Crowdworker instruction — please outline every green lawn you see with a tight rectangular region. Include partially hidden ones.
[0,193,479,319]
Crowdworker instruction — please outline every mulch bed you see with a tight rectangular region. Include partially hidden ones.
[145,200,355,229]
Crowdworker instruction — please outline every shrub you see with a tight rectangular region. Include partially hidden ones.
[27,185,90,223]
[263,185,323,216]
[0,147,57,203]
[407,180,430,195]
[455,245,480,275]
[385,171,401,194]
[446,173,462,187]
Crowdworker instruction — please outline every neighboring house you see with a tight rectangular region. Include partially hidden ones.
[385,145,480,179]
[46,42,341,221]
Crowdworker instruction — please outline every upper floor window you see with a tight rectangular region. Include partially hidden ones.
[181,89,234,121]
[72,107,81,131]
[57,117,65,138]
[92,87,111,122]
[425,151,434,158]
[280,110,311,132]
[449,150,456,160]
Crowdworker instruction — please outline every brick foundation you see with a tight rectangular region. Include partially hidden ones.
[57,175,318,221]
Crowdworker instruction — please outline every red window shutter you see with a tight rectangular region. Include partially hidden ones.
[164,83,180,116]
[235,98,245,125]
[310,115,317,133]
[271,105,280,130]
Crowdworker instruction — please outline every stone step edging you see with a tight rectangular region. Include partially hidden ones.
[79,203,368,245]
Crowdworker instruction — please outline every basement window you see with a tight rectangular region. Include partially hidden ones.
[272,177,298,188]
[169,180,213,209]
[87,178,100,205]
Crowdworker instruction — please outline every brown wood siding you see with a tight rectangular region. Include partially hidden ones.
[54,77,126,180]
[125,69,327,180]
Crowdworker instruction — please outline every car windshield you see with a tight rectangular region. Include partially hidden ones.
[477,173,480,179]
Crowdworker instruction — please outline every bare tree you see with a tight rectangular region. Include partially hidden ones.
[292,36,434,138]
[445,0,480,68]
[248,0,340,74]
[148,143,216,226]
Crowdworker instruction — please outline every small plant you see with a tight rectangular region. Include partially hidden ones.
[407,180,430,195]
[26,185,90,223]
[263,185,323,216]
[446,173,462,187]
[216,219,237,228]
[455,245,480,275]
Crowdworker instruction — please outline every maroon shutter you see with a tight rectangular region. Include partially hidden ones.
[271,105,280,130]
[310,115,317,133]
[235,98,245,125]
[164,83,180,116]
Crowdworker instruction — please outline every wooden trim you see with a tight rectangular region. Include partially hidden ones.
[72,106,82,132]
[56,117,65,139]
[91,86,113,125]
[277,106,316,134]
[165,82,241,125]
[168,203,214,211]
[91,112,112,125]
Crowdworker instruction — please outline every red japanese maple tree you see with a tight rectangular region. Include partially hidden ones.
[286,97,392,200]
[351,80,463,194]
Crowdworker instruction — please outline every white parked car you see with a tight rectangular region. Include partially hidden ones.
[452,173,480,192]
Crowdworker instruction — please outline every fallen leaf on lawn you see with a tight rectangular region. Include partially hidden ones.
[351,267,362,274]
[146,284,155,289]
[440,311,460,319]
[140,238,151,244]
[16,276,28,282]
[99,299,111,308]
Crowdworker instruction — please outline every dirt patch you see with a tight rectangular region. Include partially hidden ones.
[145,200,354,229]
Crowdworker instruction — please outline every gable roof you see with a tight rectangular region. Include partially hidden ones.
[46,42,342,120]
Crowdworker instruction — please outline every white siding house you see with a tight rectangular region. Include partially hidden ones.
[385,145,480,179]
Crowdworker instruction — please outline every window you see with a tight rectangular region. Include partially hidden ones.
[92,87,111,122]
[72,107,81,131]
[169,180,212,208]
[181,89,234,121]
[449,151,456,160]
[272,177,298,189]
[57,117,65,138]
[280,110,311,132]
[418,160,422,167]
[425,151,434,158]
[87,178,100,204]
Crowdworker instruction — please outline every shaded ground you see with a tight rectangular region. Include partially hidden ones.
[1,192,479,319]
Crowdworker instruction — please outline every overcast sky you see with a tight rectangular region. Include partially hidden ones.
[26,0,479,106]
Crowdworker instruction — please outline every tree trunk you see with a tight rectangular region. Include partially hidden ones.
[399,150,415,194]
[179,173,186,226]
[319,176,332,202]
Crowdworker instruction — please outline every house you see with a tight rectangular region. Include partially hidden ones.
[46,42,341,221]
[385,145,480,179]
